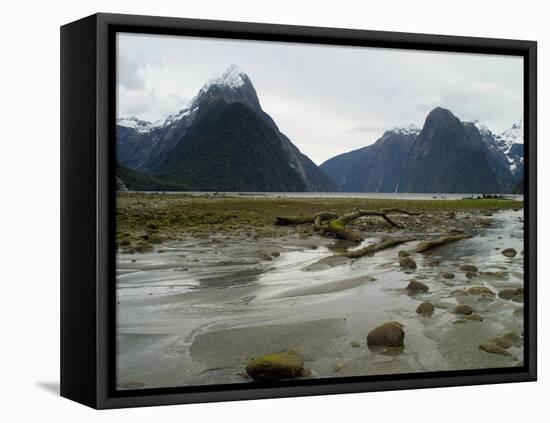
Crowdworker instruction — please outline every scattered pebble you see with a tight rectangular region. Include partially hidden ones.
[501,248,517,258]
[452,304,473,315]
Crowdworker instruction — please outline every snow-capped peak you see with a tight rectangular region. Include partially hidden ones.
[199,64,248,94]
[116,116,154,132]
[499,118,523,148]
[390,124,421,136]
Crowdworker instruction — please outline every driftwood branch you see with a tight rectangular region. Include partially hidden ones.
[339,237,417,258]
[276,208,423,242]
[275,211,338,226]
[415,233,473,253]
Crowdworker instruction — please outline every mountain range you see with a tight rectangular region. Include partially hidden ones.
[116,65,523,194]
[320,109,523,194]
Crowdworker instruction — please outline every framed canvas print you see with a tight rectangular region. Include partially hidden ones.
[60,13,537,409]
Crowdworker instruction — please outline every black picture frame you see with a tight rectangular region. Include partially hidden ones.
[60,12,537,409]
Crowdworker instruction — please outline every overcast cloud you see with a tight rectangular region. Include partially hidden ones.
[117,33,523,165]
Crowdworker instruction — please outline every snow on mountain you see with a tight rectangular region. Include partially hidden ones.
[116,117,155,133]
[117,65,255,136]
[199,64,247,94]
[473,119,524,174]
[498,119,523,152]
[389,124,421,137]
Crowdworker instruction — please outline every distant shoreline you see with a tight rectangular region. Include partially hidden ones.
[119,190,524,201]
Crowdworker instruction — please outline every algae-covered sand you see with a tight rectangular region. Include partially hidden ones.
[115,193,524,389]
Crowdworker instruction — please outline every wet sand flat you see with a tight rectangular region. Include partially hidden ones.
[116,194,524,389]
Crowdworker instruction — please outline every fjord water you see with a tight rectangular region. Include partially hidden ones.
[115,203,524,389]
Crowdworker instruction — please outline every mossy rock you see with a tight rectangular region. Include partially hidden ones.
[416,301,435,316]
[398,250,410,258]
[465,271,478,279]
[406,280,429,293]
[245,351,305,381]
[425,259,440,267]
[452,304,473,315]
[467,286,495,297]
[501,248,517,258]
[367,321,405,347]
[459,264,479,272]
[399,257,417,270]
[498,288,523,300]
[441,271,455,279]
[479,342,511,356]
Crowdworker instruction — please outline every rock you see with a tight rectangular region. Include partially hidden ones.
[416,301,435,316]
[452,304,473,315]
[450,289,468,297]
[333,362,344,372]
[500,332,522,347]
[399,257,417,270]
[459,264,479,272]
[406,280,429,293]
[350,341,360,348]
[441,271,455,279]
[467,286,495,297]
[465,271,478,279]
[425,260,440,267]
[498,288,523,300]
[501,248,517,258]
[398,250,410,257]
[493,337,513,349]
[367,321,405,347]
[245,351,305,381]
[479,343,511,356]
[270,251,281,257]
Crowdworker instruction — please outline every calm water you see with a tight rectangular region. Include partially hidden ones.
[132,191,524,201]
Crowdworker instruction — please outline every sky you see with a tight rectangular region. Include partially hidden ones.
[117,33,523,165]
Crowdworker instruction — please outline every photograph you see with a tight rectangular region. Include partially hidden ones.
[114,32,525,390]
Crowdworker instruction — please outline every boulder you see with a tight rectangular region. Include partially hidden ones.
[441,271,455,279]
[467,286,495,297]
[416,301,435,316]
[399,257,417,270]
[452,304,473,315]
[367,321,405,347]
[479,343,511,357]
[498,288,523,300]
[245,351,305,381]
[406,280,429,293]
[459,264,479,272]
[425,259,440,267]
[501,248,517,258]
[465,271,478,279]
[398,250,410,257]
